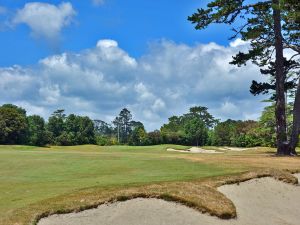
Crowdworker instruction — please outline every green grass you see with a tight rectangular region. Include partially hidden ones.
[0,145,241,221]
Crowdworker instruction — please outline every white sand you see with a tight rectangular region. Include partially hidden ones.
[38,174,300,225]
[167,147,223,154]
[218,147,256,151]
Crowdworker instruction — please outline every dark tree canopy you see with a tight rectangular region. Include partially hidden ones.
[160,106,215,145]
[27,115,49,146]
[0,104,27,144]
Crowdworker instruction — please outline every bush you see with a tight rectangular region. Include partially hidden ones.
[96,135,117,146]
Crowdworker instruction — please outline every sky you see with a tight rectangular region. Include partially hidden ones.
[0,0,268,130]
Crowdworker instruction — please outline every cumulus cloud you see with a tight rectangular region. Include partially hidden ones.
[0,38,268,130]
[12,2,76,45]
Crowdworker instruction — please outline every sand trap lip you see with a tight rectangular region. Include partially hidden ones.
[167,147,223,154]
[38,174,300,225]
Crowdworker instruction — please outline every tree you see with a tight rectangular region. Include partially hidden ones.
[146,130,162,145]
[0,104,27,144]
[1,104,26,115]
[113,108,133,144]
[188,0,300,154]
[47,110,95,145]
[160,106,215,145]
[27,115,49,146]
[47,109,66,142]
[63,114,96,145]
[233,120,261,147]
[161,116,183,133]
[255,103,294,147]
[213,119,237,146]
[184,117,208,146]
[76,116,96,144]
[112,116,122,143]
[184,106,219,128]
[290,79,300,151]
[129,123,147,146]
[213,119,260,147]
[93,119,116,146]
[93,120,113,136]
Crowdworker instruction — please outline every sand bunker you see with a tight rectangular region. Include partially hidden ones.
[218,147,256,151]
[38,174,300,225]
[167,147,223,154]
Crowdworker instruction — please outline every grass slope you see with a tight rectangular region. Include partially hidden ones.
[1,145,300,225]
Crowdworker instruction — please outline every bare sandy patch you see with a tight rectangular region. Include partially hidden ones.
[38,174,300,225]
[167,147,223,154]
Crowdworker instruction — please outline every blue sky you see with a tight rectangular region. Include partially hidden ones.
[0,1,267,130]
[0,0,231,66]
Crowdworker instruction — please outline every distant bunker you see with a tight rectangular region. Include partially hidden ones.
[166,147,256,154]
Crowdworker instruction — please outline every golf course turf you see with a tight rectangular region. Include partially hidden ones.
[1,145,300,225]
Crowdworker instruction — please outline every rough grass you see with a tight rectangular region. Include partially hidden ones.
[0,145,300,225]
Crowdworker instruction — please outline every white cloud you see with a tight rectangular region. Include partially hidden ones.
[229,38,250,48]
[97,39,118,48]
[92,0,105,6]
[0,39,269,130]
[152,99,166,112]
[135,83,155,101]
[219,101,240,118]
[39,85,61,105]
[12,2,76,44]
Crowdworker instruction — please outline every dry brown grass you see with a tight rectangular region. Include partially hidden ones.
[173,153,300,171]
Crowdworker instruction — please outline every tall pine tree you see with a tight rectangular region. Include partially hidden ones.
[189,0,299,155]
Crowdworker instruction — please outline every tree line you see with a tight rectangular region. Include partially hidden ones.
[151,104,297,148]
[1,103,298,148]
[0,104,95,146]
[0,104,148,146]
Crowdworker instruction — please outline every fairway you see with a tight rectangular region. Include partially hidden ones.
[1,145,300,225]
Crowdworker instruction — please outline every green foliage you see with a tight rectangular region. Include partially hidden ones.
[27,115,50,146]
[95,135,117,146]
[188,0,299,68]
[112,108,146,145]
[64,114,96,145]
[146,130,163,145]
[184,117,208,146]
[50,114,96,146]
[47,109,66,139]
[0,104,27,144]
[160,106,214,146]
[0,105,97,146]
[188,0,300,154]
[129,124,147,146]
[94,120,113,136]
[213,119,260,147]
[255,103,294,147]
[1,104,26,115]
[213,119,238,146]
[113,108,133,144]
[161,116,183,133]
[1,103,297,148]
[185,106,219,128]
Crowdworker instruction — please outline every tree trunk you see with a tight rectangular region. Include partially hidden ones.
[273,0,289,155]
[289,78,300,155]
